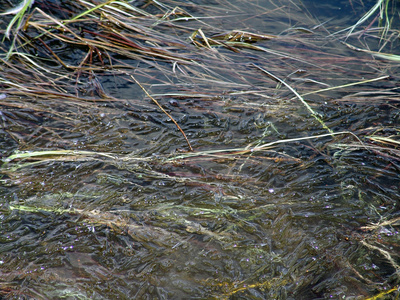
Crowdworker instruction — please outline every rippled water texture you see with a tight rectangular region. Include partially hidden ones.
[1,0,400,299]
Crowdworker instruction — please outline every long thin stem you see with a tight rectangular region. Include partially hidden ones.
[252,63,332,134]
[130,75,193,152]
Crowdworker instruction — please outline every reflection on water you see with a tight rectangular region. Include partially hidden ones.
[1,0,400,299]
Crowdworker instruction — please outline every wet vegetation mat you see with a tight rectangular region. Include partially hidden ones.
[1,0,400,298]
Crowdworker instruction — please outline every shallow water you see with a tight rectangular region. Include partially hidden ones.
[1,0,400,299]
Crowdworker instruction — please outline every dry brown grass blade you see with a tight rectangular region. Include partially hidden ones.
[22,6,194,72]
[129,74,193,152]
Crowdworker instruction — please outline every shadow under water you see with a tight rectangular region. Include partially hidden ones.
[1,0,400,299]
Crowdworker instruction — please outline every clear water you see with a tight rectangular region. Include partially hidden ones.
[1,0,400,299]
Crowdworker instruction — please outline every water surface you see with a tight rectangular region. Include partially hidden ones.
[1,0,400,299]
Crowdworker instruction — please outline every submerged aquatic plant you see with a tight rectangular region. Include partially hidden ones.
[1,0,400,298]
[334,0,398,40]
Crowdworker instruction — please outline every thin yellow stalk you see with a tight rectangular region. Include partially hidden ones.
[300,75,390,97]
[342,41,400,62]
[170,131,361,160]
[367,136,400,146]
[2,150,117,165]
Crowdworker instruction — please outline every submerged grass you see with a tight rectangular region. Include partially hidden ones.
[349,0,398,40]
[1,0,400,298]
